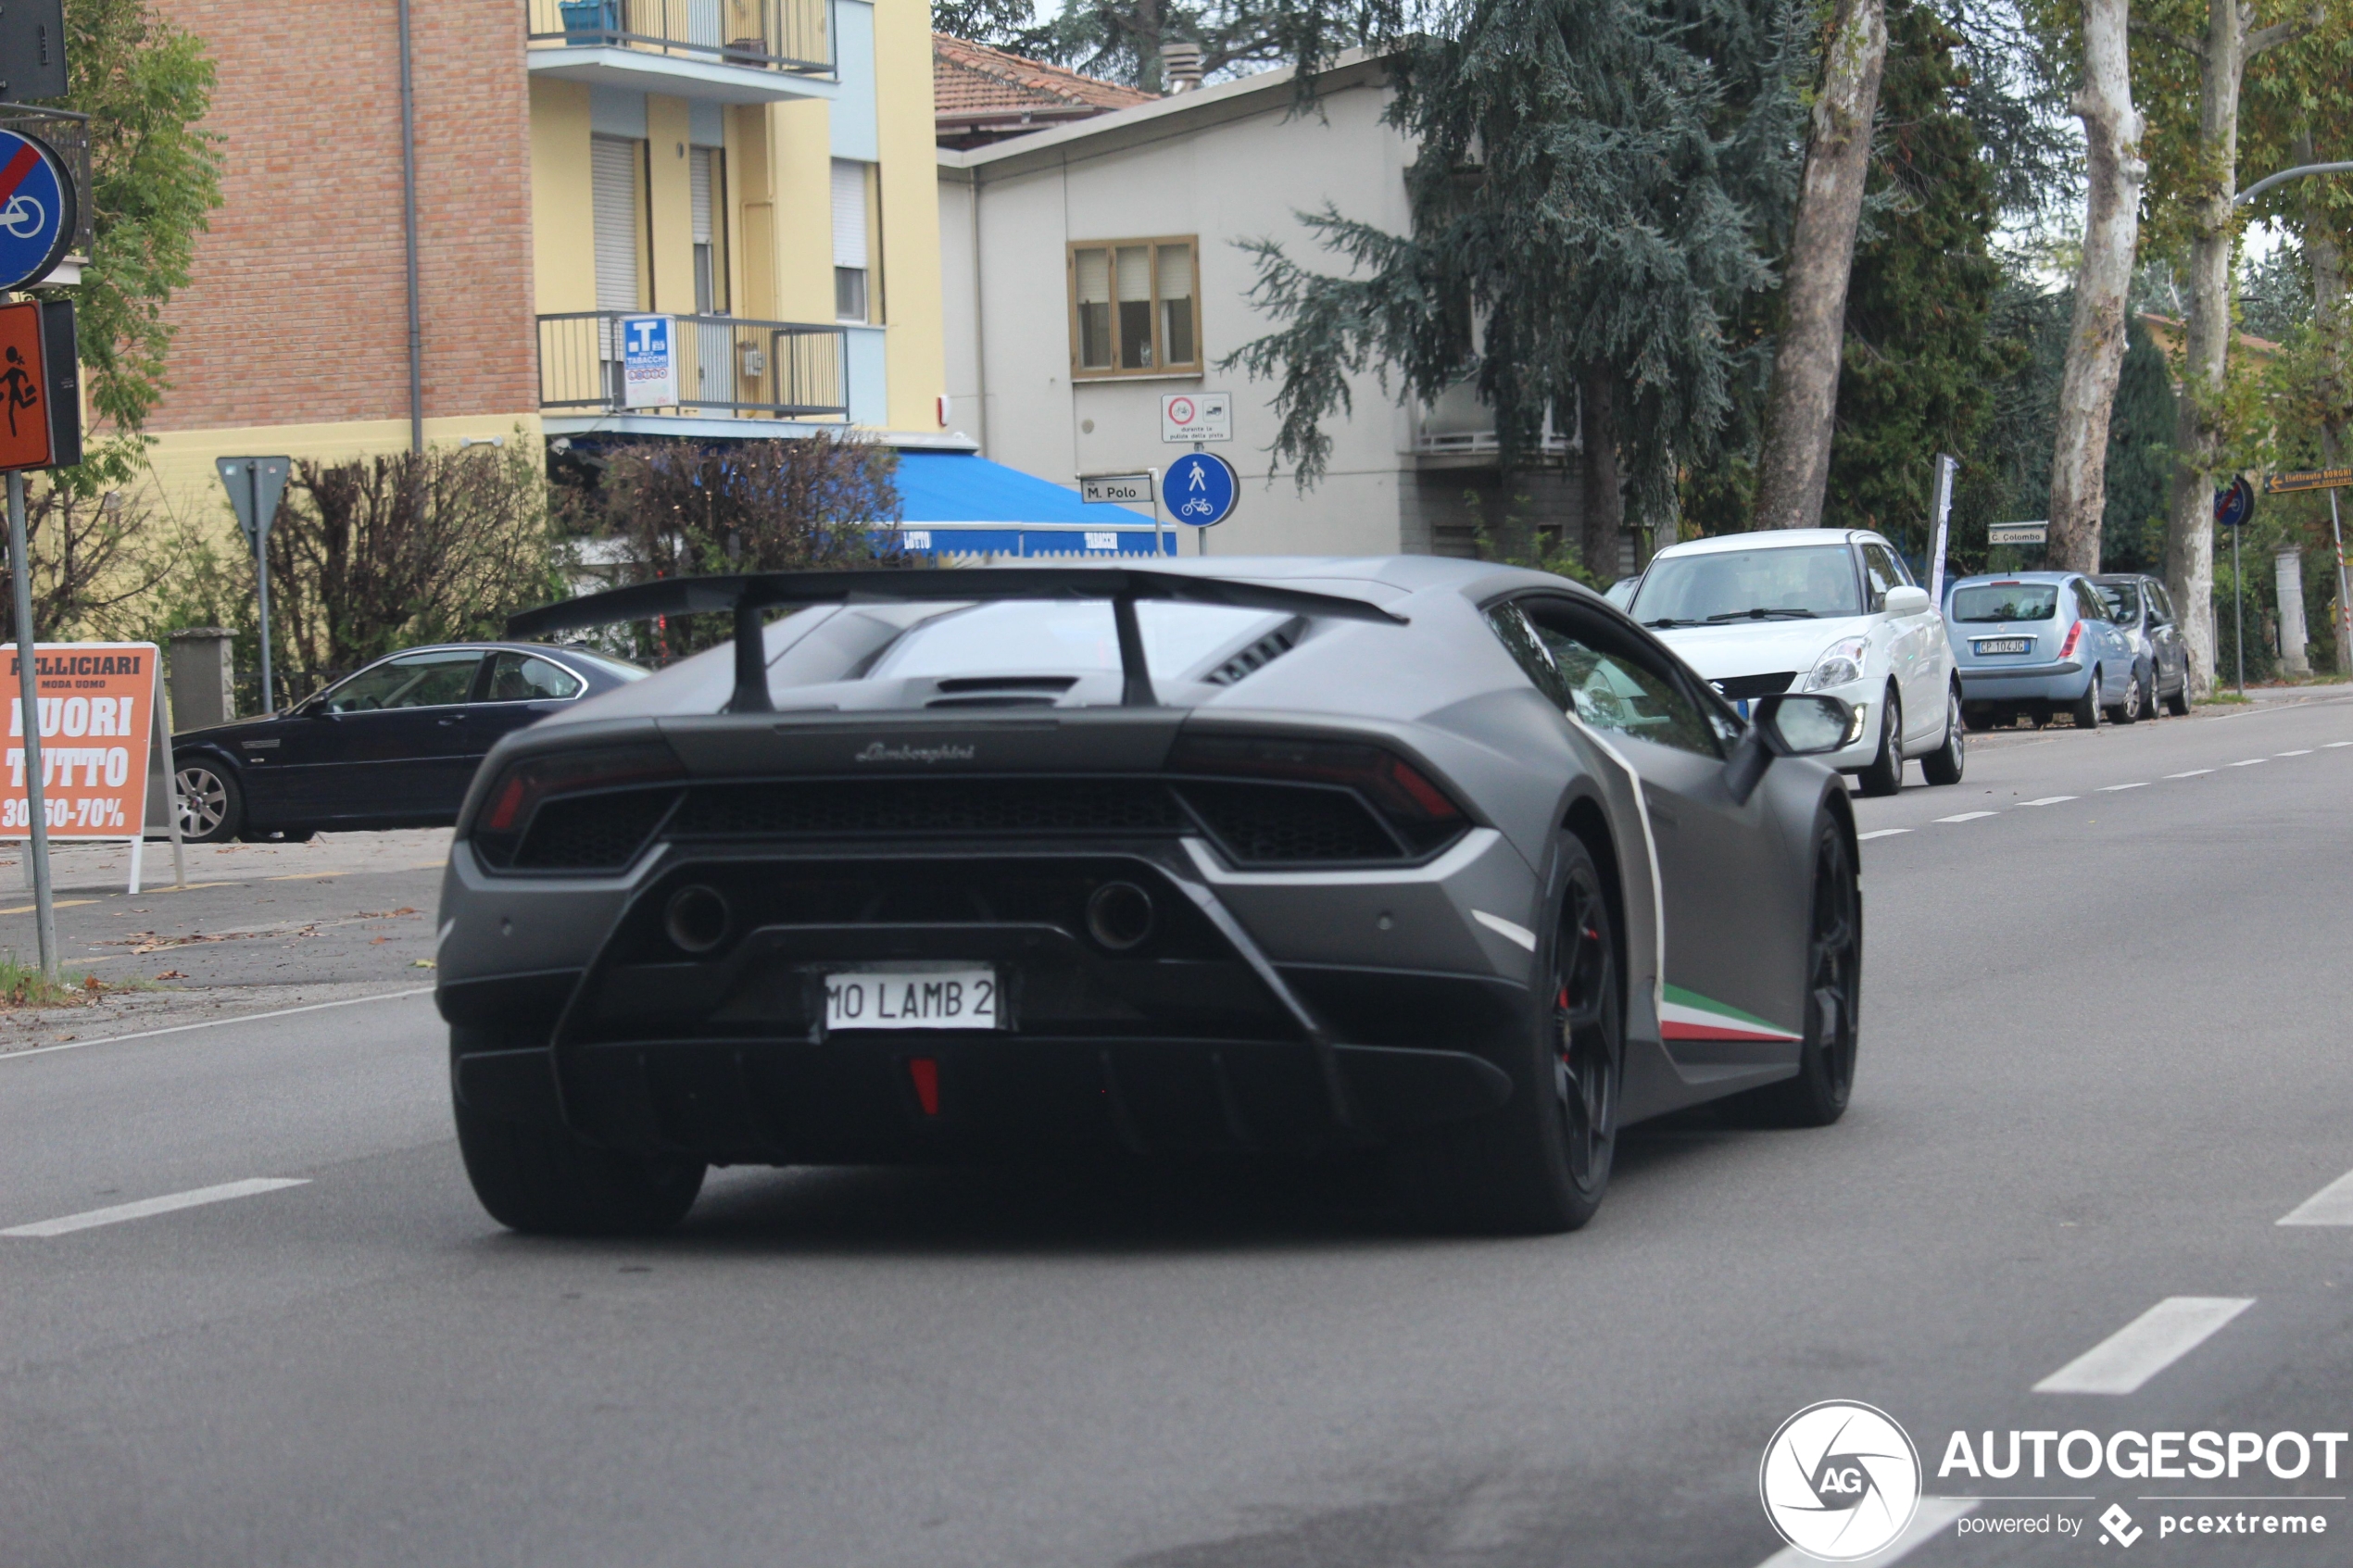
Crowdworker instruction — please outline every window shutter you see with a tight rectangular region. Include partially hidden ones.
[831,159,868,270]
[690,147,714,245]
[591,135,640,314]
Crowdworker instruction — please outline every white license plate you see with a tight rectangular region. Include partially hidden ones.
[824,968,999,1031]
[1974,637,2032,655]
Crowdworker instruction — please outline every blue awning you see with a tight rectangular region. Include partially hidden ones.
[887,450,1173,558]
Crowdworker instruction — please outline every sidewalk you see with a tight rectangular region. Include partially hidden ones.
[0,828,452,899]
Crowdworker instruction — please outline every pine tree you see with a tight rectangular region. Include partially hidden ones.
[1224,0,1809,548]
[2097,314,2177,572]
[1820,0,2012,557]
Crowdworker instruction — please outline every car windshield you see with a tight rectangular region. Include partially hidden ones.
[1630,546,1861,626]
[2095,583,2141,621]
[868,600,1281,682]
[1950,583,2059,623]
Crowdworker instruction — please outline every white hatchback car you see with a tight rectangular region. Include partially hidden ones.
[1625,529,1963,795]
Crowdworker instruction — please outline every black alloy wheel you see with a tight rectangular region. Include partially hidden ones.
[174,762,243,844]
[1552,860,1621,1198]
[1743,822,1861,1127]
[1393,834,1624,1235]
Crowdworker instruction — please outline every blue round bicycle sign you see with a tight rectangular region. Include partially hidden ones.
[2213,474,2256,531]
[0,132,73,293]
[1163,452,1239,527]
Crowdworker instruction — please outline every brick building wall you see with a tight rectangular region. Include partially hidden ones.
[146,0,537,434]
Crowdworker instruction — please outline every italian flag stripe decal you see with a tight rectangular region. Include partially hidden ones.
[1659,984,1801,1044]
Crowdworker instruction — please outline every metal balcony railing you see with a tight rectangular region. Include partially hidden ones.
[526,0,833,76]
[537,313,849,419]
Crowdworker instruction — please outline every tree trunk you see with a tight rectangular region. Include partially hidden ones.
[2045,0,2145,575]
[2296,129,2351,674]
[1579,365,1623,579]
[1752,0,1887,531]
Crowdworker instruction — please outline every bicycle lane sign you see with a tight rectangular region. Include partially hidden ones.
[0,130,72,292]
[1162,452,1239,527]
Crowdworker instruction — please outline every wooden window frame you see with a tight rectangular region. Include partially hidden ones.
[1066,235,1202,381]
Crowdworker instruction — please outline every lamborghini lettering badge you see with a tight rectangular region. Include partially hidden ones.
[855,741,977,764]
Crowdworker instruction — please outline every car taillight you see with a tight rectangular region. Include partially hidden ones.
[2058,621,2084,660]
[1169,731,1466,853]
[469,743,686,866]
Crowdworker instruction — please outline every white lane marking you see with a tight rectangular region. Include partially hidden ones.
[2166,769,2214,778]
[1857,828,1911,841]
[1753,1499,1979,1568]
[0,986,435,1065]
[2099,783,2148,792]
[2277,748,2313,756]
[1937,811,1998,823]
[2328,742,2353,748]
[2231,759,2268,767]
[2032,1297,2254,1395]
[2,1177,309,1238]
[2277,1169,2353,1226]
[2021,796,2079,806]
[1471,909,1537,952]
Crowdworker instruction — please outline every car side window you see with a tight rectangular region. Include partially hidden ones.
[2148,583,2173,625]
[322,650,484,714]
[2072,580,2109,621]
[483,652,585,703]
[1483,604,1579,712]
[1515,597,1725,759]
[1858,544,1901,611]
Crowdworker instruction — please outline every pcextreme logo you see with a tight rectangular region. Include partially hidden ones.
[1759,1400,1923,1562]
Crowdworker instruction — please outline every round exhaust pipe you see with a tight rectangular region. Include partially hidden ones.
[1085,882,1155,951]
[664,884,731,954]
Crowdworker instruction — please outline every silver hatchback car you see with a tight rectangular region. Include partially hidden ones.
[1944,571,2146,729]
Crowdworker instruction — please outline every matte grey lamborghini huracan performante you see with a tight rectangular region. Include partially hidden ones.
[437,558,1865,1236]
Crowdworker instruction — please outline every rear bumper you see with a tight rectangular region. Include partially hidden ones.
[438,834,1541,1161]
[1957,662,2086,702]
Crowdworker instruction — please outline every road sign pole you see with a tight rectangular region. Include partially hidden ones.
[243,461,275,714]
[2233,523,2246,697]
[8,469,56,981]
[2330,487,2350,671]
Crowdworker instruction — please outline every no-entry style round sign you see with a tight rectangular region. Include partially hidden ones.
[0,132,73,293]
[2213,474,2256,530]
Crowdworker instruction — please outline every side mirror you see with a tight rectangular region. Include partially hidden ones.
[1883,584,1931,617]
[1723,693,1860,805]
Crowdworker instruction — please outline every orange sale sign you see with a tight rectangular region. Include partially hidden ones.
[2,641,158,839]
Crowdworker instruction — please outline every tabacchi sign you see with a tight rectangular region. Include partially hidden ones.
[2,642,159,838]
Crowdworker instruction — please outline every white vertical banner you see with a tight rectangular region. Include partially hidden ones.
[1928,452,1958,606]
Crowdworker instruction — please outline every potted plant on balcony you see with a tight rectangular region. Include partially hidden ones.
[560,0,618,43]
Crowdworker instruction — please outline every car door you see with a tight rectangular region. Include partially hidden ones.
[468,649,588,759]
[1859,538,1935,739]
[1504,595,1807,1066]
[2147,581,2186,693]
[286,649,487,824]
[2074,578,2127,701]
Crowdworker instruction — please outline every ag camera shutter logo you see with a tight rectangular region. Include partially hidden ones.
[1759,1400,1922,1561]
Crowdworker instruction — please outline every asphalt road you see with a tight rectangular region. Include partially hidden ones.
[4,696,2352,1567]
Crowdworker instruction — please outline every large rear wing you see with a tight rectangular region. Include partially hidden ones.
[507,568,1408,713]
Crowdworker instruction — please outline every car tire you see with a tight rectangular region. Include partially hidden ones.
[2108,666,2143,724]
[1855,690,1903,797]
[454,1093,706,1236]
[1736,819,1861,1127]
[174,761,244,844]
[2070,670,2102,730]
[1920,685,1965,785]
[2164,670,2191,717]
[1390,833,1623,1235]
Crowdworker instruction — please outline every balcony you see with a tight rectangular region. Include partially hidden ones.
[537,312,850,421]
[525,0,835,103]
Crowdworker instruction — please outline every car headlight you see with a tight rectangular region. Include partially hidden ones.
[1805,637,1869,692]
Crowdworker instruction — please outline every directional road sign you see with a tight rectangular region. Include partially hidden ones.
[2214,474,2256,530]
[1987,521,2048,546]
[2266,467,2353,495]
[0,130,73,293]
[1162,452,1238,527]
[1078,472,1153,506]
[1161,391,1232,443]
